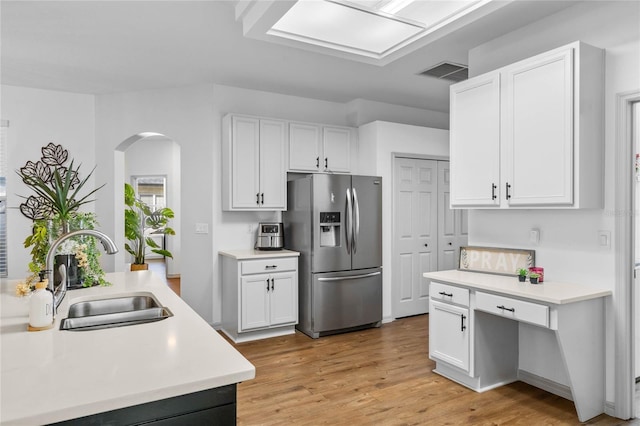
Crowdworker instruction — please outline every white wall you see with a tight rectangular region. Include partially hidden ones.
[1,85,95,279]
[359,121,449,321]
[465,0,640,406]
[92,83,448,325]
[95,84,216,322]
[346,98,449,130]
[124,136,181,277]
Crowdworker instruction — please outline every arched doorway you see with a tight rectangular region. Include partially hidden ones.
[114,133,181,278]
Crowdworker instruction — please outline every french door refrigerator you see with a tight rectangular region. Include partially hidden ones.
[283,174,382,338]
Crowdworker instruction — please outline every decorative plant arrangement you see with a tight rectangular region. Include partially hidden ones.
[516,268,528,282]
[529,272,541,284]
[17,143,109,291]
[124,183,175,270]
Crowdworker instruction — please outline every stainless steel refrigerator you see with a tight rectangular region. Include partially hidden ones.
[283,174,382,338]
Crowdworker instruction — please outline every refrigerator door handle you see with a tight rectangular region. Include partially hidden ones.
[352,187,359,254]
[317,271,381,282]
[346,188,353,254]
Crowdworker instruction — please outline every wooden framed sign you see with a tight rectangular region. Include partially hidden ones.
[458,246,535,276]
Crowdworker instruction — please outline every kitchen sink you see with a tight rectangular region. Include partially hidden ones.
[60,294,173,331]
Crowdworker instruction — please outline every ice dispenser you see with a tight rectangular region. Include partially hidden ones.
[319,212,340,247]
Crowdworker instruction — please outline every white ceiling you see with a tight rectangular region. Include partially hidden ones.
[0,1,579,113]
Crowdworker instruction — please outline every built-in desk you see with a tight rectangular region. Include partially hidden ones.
[423,270,611,422]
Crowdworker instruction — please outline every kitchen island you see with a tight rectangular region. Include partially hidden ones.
[0,271,255,425]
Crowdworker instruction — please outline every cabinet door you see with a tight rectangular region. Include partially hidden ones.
[289,122,321,171]
[323,126,351,173]
[240,274,270,331]
[259,119,287,209]
[231,116,261,209]
[449,73,501,207]
[504,48,573,206]
[269,271,297,326]
[429,299,470,373]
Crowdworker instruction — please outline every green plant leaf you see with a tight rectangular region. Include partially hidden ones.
[151,249,173,259]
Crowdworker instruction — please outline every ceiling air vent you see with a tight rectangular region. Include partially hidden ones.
[418,62,468,82]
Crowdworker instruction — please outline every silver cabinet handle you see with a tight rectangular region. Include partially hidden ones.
[318,271,381,282]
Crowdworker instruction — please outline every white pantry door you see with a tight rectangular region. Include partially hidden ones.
[438,162,468,270]
[393,157,438,318]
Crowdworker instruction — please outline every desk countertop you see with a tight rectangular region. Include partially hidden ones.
[423,270,611,304]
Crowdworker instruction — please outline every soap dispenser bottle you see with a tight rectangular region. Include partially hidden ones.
[29,273,54,330]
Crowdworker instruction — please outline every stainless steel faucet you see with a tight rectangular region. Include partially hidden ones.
[46,229,119,312]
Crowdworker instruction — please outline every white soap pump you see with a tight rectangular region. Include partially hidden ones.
[29,272,54,330]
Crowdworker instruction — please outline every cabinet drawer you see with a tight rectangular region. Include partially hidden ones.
[475,291,549,328]
[430,281,469,307]
[241,257,298,275]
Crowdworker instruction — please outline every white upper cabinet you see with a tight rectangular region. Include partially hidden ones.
[449,41,603,209]
[322,126,351,173]
[504,48,574,206]
[222,114,287,211]
[289,122,352,173]
[288,122,321,171]
[450,73,501,206]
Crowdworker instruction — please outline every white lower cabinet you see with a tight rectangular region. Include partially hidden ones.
[241,271,297,331]
[429,299,470,373]
[220,251,299,343]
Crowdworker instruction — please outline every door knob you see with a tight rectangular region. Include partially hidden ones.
[424,244,428,247]
[448,242,452,246]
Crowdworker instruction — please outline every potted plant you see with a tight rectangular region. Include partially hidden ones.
[124,183,175,270]
[529,272,541,284]
[516,268,528,282]
[17,143,109,287]
[24,212,109,288]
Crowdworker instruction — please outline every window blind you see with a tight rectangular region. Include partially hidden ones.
[0,120,9,278]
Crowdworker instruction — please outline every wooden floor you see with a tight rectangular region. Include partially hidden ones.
[228,315,631,426]
[147,259,180,295]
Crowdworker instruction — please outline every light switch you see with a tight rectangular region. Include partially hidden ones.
[195,223,209,234]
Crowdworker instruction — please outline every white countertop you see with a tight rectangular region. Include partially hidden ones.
[0,271,255,425]
[423,270,612,305]
[219,249,300,260]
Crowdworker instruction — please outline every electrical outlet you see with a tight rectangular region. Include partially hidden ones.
[529,229,540,245]
[597,230,611,249]
[247,224,254,234]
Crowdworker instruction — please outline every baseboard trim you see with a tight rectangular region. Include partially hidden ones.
[518,369,573,401]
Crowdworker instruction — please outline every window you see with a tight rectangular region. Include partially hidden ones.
[133,176,166,211]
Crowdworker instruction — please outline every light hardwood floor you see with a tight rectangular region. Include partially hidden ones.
[147,259,180,295]
[227,315,631,425]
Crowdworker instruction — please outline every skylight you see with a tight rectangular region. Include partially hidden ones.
[268,0,488,60]
[236,0,497,65]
